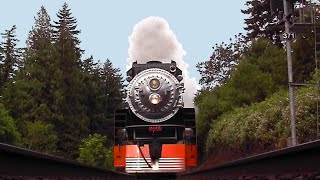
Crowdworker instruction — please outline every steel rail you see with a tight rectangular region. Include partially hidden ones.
[0,143,133,179]
[178,140,320,179]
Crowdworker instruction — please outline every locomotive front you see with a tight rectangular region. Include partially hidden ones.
[126,62,184,123]
[114,61,197,174]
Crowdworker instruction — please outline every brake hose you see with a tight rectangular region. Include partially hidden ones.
[137,145,152,168]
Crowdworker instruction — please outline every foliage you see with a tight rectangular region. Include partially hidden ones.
[0,103,21,145]
[53,2,81,55]
[206,86,317,154]
[77,134,113,169]
[196,33,248,89]
[27,6,53,51]
[241,0,317,76]
[102,59,125,113]
[241,0,283,46]
[85,59,125,141]
[292,32,316,83]
[50,3,90,159]
[0,25,22,92]
[195,38,287,137]
[241,0,300,46]
[0,4,126,161]
[0,3,127,163]
[24,121,58,154]
[1,6,61,155]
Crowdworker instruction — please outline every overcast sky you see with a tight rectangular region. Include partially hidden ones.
[0,0,248,84]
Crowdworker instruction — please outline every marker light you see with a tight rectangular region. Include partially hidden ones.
[149,126,162,132]
[149,79,160,90]
[149,93,161,105]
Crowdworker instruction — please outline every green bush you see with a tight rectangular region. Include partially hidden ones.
[77,133,113,169]
[195,38,287,139]
[24,121,58,154]
[206,87,318,154]
[0,103,21,145]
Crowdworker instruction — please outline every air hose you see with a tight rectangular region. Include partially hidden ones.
[137,144,152,168]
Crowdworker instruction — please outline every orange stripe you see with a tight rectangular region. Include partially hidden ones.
[162,144,185,158]
[126,144,150,158]
[117,144,197,167]
[186,145,197,167]
[114,146,126,167]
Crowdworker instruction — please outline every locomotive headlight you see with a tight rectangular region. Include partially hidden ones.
[149,93,161,105]
[149,79,160,90]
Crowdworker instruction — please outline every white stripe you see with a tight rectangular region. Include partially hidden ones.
[125,157,185,173]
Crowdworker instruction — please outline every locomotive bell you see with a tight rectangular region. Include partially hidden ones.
[126,68,184,123]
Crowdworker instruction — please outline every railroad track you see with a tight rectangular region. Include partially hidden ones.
[2,140,320,179]
[178,140,320,179]
[0,143,133,179]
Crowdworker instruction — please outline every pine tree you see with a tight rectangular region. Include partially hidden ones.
[27,6,53,51]
[241,0,282,46]
[0,25,22,92]
[241,0,299,46]
[102,59,125,114]
[82,57,125,143]
[82,56,105,134]
[53,2,82,57]
[0,46,4,65]
[2,6,59,154]
[97,60,125,140]
[52,2,89,159]
[0,46,4,90]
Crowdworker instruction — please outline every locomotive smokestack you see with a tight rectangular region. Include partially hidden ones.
[127,16,198,107]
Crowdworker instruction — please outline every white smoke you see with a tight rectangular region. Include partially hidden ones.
[127,16,199,108]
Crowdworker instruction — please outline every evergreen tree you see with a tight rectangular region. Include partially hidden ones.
[241,0,282,46]
[290,32,315,83]
[97,60,125,140]
[27,6,53,51]
[52,2,89,159]
[2,6,59,154]
[0,46,4,67]
[0,25,22,92]
[82,56,106,135]
[0,46,3,90]
[102,59,125,114]
[82,58,125,143]
[82,55,98,75]
[242,1,317,83]
[53,2,81,56]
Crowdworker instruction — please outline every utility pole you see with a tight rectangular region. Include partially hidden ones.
[283,0,297,146]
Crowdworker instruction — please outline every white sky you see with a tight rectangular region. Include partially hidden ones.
[0,0,248,83]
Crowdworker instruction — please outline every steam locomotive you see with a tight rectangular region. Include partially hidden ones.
[114,61,197,174]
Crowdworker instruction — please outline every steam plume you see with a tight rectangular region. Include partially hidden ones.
[128,16,198,107]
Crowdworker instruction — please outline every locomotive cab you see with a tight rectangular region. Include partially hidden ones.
[114,61,197,173]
